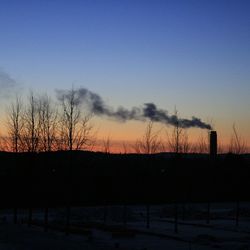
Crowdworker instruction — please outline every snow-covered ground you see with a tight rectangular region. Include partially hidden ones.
[1,203,250,249]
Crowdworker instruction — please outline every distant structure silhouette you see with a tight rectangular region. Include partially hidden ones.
[210,131,217,157]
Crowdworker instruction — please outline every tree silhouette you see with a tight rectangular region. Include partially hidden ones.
[134,121,163,154]
[58,87,93,151]
[228,124,247,154]
[37,94,58,152]
[167,108,191,154]
[6,95,24,152]
[102,136,111,154]
[22,91,40,152]
[194,134,208,154]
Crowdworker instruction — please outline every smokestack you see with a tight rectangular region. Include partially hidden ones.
[209,131,217,158]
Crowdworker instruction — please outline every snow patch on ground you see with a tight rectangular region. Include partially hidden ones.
[1,203,250,249]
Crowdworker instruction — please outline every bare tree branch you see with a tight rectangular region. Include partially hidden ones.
[6,95,24,152]
[58,87,94,151]
[228,124,247,154]
[133,121,163,154]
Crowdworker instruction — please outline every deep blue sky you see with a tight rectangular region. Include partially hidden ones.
[0,0,250,142]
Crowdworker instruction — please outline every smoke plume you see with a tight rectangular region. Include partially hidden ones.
[0,69,16,89]
[56,87,212,130]
[0,69,18,98]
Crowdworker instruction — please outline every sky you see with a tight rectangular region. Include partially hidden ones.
[0,0,250,151]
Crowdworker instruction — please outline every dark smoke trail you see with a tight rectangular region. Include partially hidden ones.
[143,103,212,129]
[55,87,212,130]
[0,69,17,97]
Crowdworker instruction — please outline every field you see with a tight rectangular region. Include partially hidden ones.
[1,202,250,249]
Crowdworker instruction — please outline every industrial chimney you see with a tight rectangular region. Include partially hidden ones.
[209,130,217,158]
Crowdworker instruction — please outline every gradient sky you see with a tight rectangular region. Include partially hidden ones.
[0,0,250,149]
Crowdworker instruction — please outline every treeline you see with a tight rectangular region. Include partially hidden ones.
[3,89,93,153]
[0,87,248,154]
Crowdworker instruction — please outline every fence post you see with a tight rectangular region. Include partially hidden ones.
[146,204,150,229]
[13,207,17,224]
[44,207,48,232]
[236,201,240,227]
[103,205,107,225]
[174,202,178,233]
[65,206,71,235]
[123,205,127,227]
[28,207,32,227]
[182,202,186,221]
[206,202,210,224]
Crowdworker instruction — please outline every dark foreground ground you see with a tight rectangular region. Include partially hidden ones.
[1,203,250,250]
[0,151,250,249]
[0,151,250,207]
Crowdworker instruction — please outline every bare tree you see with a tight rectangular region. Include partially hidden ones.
[134,121,163,154]
[58,87,93,151]
[167,108,181,153]
[181,130,191,153]
[167,108,191,154]
[37,94,58,152]
[217,141,225,154]
[194,134,208,154]
[122,141,128,154]
[0,134,10,151]
[6,95,24,152]
[102,136,111,154]
[228,124,247,154]
[74,114,93,150]
[22,91,40,152]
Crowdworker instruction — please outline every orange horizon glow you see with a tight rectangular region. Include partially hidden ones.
[0,112,249,154]
[92,117,250,153]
